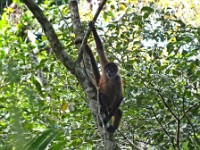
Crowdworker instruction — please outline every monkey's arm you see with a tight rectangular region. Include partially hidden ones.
[89,21,108,67]
[75,39,101,83]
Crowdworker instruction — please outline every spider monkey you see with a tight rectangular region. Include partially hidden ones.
[75,22,123,133]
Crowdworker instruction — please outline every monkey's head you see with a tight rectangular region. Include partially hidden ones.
[105,62,118,78]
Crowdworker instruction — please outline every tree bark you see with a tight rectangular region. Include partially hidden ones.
[23,0,120,149]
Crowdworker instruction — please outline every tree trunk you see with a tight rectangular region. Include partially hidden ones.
[23,0,120,149]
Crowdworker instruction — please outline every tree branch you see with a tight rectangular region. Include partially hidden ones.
[181,96,200,143]
[181,101,200,119]
[150,107,176,149]
[69,0,120,149]
[117,130,140,150]
[75,0,107,64]
[185,115,200,143]
[149,82,179,121]
[23,0,76,74]
[176,119,180,149]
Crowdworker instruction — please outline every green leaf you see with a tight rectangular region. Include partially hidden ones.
[25,129,60,150]
[181,141,189,150]
[141,6,154,19]
[141,6,154,12]
[103,12,108,21]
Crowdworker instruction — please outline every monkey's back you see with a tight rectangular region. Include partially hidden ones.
[98,74,121,107]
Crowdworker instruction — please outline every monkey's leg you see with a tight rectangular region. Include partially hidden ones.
[99,93,109,127]
[107,109,122,133]
[99,93,109,116]
[103,96,123,124]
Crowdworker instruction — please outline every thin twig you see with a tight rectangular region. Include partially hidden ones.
[117,129,140,150]
[149,82,179,120]
[55,0,69,28]
[181,95,200,143]
[150,107,176,149]
[181,101,200,119]
[75,0,107,64]
[185,115,200,143]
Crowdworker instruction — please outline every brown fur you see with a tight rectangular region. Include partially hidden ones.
[89,21,123,133]
[75,22,123,133]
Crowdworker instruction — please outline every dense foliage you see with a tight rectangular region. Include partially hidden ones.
[0,0,200,149]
